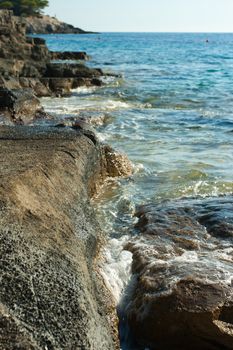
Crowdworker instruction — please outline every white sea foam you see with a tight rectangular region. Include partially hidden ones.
[72,86,97,94]
[173,251,199,263]
[95,131,107,142]
[133,162,145,174]
[42,96,134,116]
[99,236,133,304]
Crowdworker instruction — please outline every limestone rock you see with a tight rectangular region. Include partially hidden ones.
[0,126,117,349]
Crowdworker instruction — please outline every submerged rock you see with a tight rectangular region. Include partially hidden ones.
[51,51,90,61]
[124,196,233,350]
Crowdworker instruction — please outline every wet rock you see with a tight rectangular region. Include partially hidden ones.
[86,113,112,127]
[127,278,233,350]
[51,51,89,61]
[91,77,103,86]
[0,126,118,349]
[124,196,233,350]
[40,76,102,97]
[45,63,103,79]
[101,144,133,178]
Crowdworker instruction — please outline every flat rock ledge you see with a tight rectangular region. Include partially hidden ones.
[0,125,132,349]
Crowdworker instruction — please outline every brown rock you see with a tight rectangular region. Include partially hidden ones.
[0,10,105,120]
[45,63,103,79]
[0,126,118,349]
[101,144,133,178]
[0,88,48,124]
[124,197,233,349]
[127,278,233,350]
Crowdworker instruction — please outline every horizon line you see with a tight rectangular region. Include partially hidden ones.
[82,31,233,34]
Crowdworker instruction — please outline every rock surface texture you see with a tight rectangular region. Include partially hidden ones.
[0,9,132,350]
[0,10,103,124]
[124,196,233,350]
[0,125,123,349]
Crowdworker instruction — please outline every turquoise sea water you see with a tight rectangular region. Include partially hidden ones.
[41,32,233,203]
[40,32,233,349]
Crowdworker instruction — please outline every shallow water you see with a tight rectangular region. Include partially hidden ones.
[40,32,233,348]
[41,32,233,202]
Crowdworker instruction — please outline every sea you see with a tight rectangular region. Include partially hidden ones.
[39,32,233,348]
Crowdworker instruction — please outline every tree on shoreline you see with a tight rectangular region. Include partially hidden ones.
[0,0,49,16]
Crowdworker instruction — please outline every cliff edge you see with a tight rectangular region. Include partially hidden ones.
[24,14,94,34]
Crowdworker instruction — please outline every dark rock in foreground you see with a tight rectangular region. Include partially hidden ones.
[0,125,131,349]
[124,196,233,350]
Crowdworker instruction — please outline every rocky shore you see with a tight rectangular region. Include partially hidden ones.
[0,9,131,349]
[0,125,133,349]
[1,8,232,350]
[0,10,103,125]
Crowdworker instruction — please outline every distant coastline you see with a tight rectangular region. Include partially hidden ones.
[23,13,98,34]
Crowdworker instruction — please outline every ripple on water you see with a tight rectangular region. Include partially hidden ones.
[41,33,233,349]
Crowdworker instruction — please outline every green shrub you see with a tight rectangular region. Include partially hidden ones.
[0,0,49,16]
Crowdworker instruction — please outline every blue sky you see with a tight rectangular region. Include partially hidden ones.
[46,0,233,32]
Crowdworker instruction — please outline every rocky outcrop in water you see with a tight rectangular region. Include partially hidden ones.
[51,51,90,61]
[124,196,233,350]
[0,10,133,348]
[0,125,130,349]
[101,145,134,178]
[0,10,103,124]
